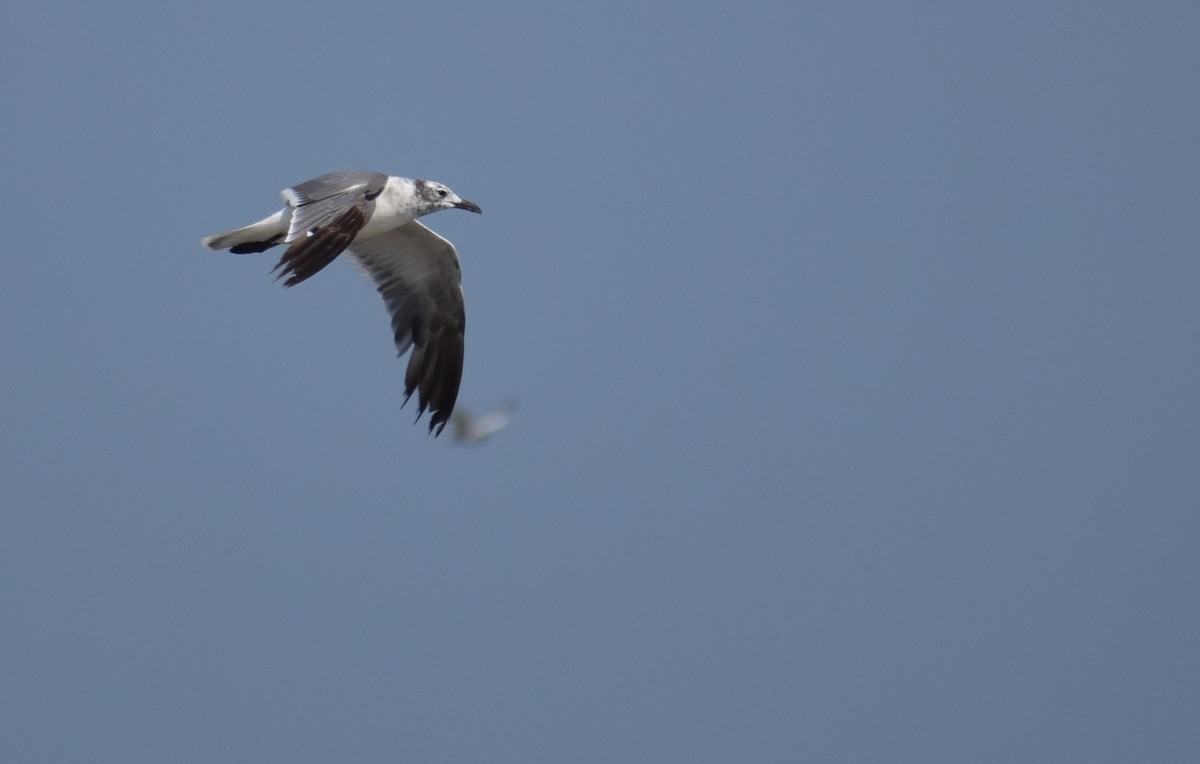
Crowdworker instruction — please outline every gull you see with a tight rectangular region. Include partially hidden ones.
[202,170,482,435]
[450,400,518,444]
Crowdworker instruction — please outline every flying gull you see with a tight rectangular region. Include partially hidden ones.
[202,170,482,435]
[450,400,518,444]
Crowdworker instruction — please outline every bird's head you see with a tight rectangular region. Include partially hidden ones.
[415,179,482,216]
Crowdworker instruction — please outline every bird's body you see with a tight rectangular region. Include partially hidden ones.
[202,170,482,435]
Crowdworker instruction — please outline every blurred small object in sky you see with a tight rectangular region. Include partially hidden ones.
[450,400,518,444]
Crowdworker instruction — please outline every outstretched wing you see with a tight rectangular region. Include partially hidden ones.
[271,171,388,287]
[344,221,466,435]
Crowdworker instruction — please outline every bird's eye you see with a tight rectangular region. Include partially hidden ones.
[437,188,448,197]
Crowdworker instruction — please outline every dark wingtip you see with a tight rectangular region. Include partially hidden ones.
[428,413,449,437]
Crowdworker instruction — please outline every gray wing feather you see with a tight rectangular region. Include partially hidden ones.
[284,170,388,204]
[269,171,387,287]
[344,221,465,434]
[282,171,387,242]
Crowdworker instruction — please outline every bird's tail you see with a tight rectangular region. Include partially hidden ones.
[201,210,289,253]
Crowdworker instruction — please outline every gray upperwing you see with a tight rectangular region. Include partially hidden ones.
[282,171,388,243]
[266,171,388,287]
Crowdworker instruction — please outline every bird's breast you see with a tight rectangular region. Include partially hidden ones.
[359,178,419,237]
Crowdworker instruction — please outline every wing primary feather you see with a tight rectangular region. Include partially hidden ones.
[347,222,467,436]
[272,204,370,287]
[427,333,464,435]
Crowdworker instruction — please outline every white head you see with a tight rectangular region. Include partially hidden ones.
[414,179,482,216]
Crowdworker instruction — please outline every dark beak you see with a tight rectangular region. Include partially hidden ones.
[454,199,482,214]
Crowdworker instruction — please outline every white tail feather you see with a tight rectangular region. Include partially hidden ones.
[201,209,289,251]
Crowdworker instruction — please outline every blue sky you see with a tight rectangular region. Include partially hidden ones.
[2,1,1198,761]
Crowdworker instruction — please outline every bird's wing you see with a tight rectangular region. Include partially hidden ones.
[344,221,466,435]
[282,171,388,239]
[271,171,388,287]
